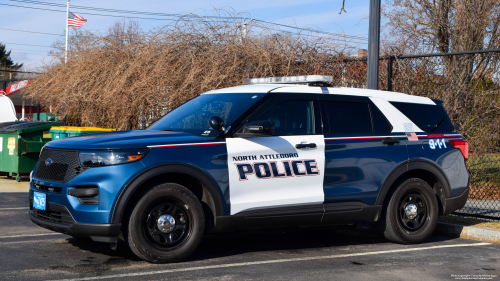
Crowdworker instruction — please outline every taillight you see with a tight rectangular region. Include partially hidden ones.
[449,139,468,161]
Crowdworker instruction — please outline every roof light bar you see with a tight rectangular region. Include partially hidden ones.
[244,75,333,85]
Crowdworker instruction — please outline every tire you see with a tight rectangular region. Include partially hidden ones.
[382,178,438,244]
[126,183,205,263]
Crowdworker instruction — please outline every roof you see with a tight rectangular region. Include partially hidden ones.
[203,84,435,105]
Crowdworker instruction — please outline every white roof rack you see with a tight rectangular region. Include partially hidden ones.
[244,75,333,85]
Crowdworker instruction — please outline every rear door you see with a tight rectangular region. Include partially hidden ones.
[319,95,408,223]
[226,93,325,227]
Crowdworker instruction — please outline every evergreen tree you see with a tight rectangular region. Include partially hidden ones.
[0,43,23,82]
[0,43,23,69]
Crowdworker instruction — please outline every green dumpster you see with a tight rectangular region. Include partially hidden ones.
[0,121,60,182]
[50,126,116,140]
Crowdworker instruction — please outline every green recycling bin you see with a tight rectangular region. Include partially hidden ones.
[50,126,70,140]
[50,126,116,140]
[0,121,60,182]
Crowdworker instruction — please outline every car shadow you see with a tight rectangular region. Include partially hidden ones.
[187,225,457,262]
[64,224,459,264]
[65,237,142,261]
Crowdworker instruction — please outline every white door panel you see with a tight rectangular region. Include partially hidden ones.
[227,135,325,215]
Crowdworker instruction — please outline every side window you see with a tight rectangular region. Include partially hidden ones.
[248,100,315,136]
[324,101,372,134]
[390,102,455,132]
[370,104,393,133]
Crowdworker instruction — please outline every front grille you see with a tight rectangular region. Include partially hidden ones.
[30,201,75,225]
[35,148,87,182]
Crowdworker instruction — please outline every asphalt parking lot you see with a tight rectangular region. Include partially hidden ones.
[1,179,499,281]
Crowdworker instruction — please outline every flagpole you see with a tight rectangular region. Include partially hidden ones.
[65,0,69,63]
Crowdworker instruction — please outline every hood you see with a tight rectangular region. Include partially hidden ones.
[46,130,215,150]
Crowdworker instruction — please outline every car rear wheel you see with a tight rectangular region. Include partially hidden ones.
[382,178,438,244]
[127,183,205,263]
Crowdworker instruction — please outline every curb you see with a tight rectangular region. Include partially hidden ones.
[435,222,500,244]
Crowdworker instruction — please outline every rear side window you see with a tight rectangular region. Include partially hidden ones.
[323,101,392,134]
[390,102,455,132]
[370,104,392,133]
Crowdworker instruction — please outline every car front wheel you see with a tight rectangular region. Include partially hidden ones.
[127,183,205,263]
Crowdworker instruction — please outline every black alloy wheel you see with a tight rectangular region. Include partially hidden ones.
[398,193,428,232]
[382,178,438,244]
[144,201,191,250]
[127,183,205,263]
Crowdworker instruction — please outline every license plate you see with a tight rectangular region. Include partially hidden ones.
[33,192,47,211]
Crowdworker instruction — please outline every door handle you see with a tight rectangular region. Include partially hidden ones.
[382,138,400,145]
[295,143,317,149]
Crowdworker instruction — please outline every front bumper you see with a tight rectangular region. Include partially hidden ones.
[30,213,121,243]
[28,160,144,243]
[30,160,145,224]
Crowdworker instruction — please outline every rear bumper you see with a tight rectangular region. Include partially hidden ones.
[443,188,469,215]
[29,214,121,243]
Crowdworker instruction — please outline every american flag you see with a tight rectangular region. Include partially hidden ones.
[68,12,87,27]
[406,132,419,141]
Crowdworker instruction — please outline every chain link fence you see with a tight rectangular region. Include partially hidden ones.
[334,50,500,220]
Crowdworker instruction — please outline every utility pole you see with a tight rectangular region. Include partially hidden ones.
[367,0,381,90]
[239,18,252,41]
[65,0,70,63]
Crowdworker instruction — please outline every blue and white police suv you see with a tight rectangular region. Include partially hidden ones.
[30,75,470,263]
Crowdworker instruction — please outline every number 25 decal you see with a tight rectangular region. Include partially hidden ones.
[429,139,447,149]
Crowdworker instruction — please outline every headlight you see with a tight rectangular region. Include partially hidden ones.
[79,149,149,167]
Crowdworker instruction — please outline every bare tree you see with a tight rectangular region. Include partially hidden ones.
[384,0,500,54]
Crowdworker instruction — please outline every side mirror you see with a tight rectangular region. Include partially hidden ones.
[209,116,225,131]
[238,120,274,137]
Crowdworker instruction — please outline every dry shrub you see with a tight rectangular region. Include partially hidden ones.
[27,13,357,130]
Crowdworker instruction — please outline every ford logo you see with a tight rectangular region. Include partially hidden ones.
[45,158,53,166]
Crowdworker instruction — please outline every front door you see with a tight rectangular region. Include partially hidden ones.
[226,95,325,227]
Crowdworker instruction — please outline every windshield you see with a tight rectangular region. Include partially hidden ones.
[148,93,266,137]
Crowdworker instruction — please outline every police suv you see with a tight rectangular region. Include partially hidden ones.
[30,75,470,263]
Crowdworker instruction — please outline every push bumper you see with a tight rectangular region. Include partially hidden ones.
[29,213,121,243]
[443,188,469,215]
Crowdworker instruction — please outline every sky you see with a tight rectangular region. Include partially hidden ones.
[0,0,378,69]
